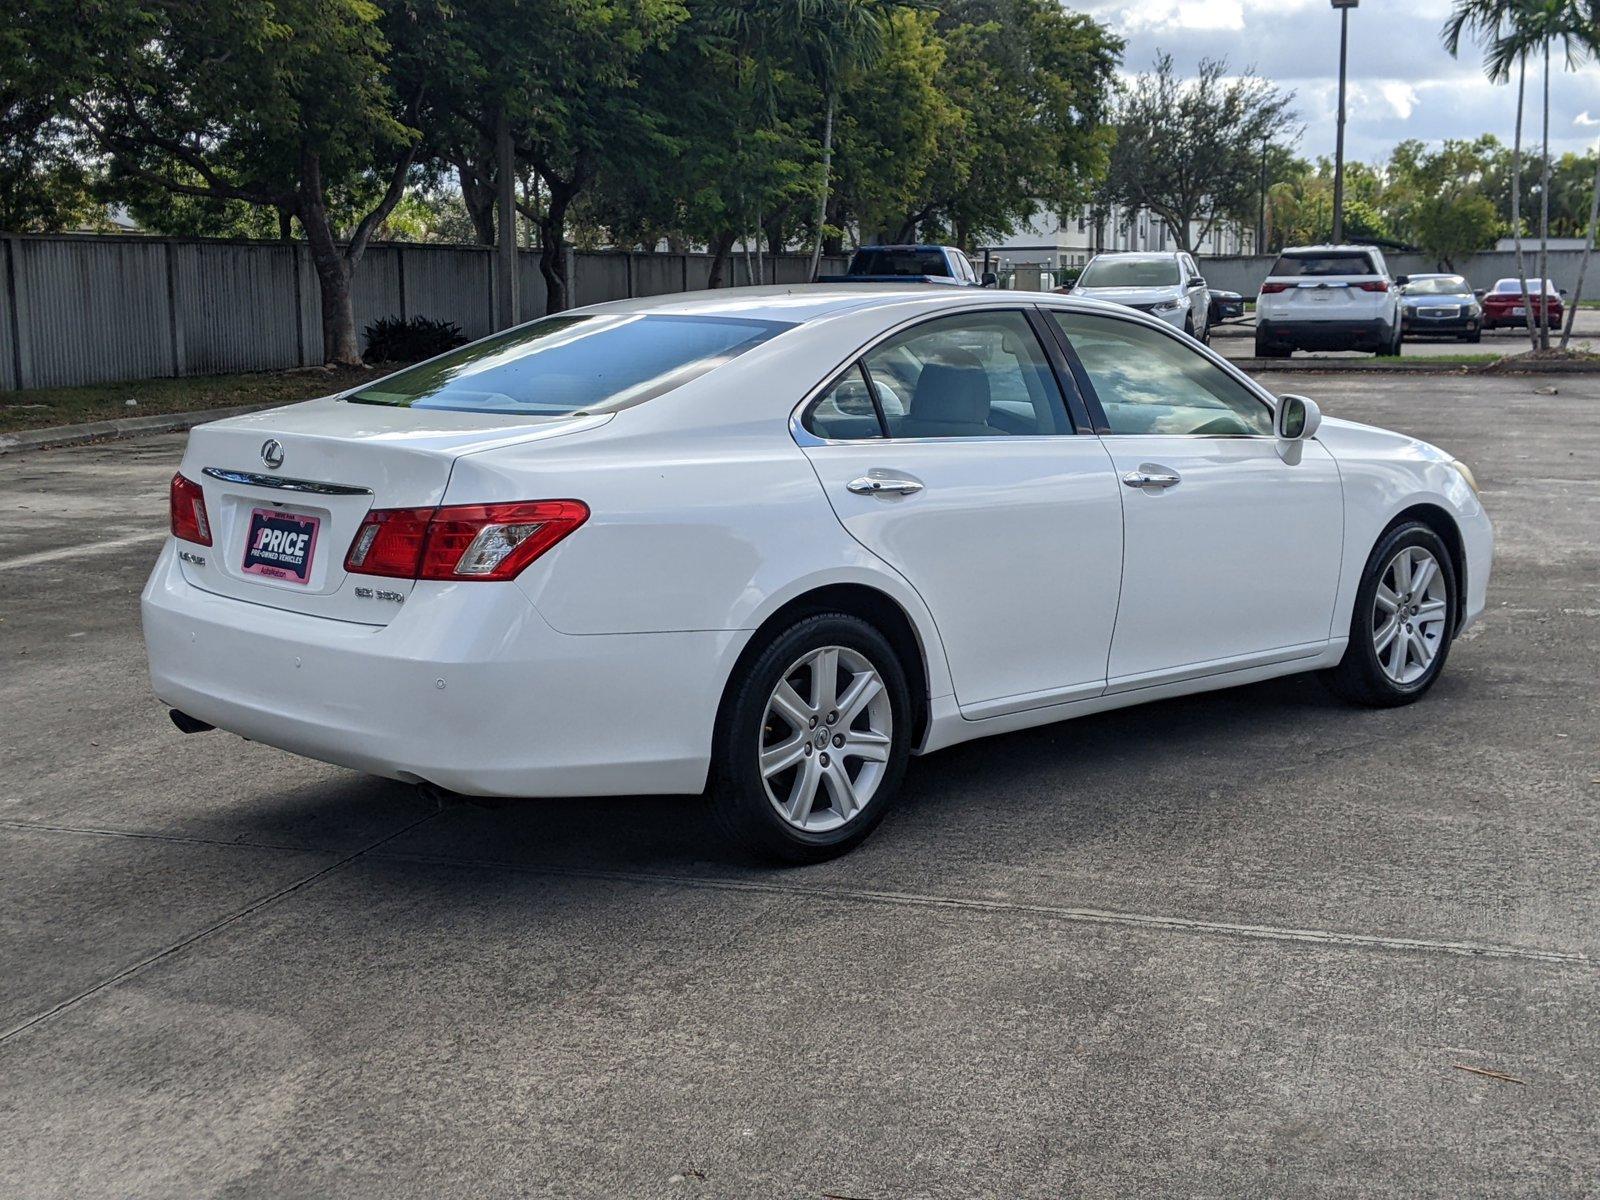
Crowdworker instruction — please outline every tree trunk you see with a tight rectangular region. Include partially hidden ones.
[494,109,519,329]
[298,158,362,366]
[1512,57,1539,351]
[808,91,836,280]
[1539,41,1552,351]
[455,155,498,246]
[1560,148,1600,350]
[276,208,293,241]
[707,230,736,288]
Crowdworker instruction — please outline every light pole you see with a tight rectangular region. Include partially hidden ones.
[1330,0,1359,244]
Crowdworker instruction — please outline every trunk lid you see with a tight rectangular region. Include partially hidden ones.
[174,396,611,624]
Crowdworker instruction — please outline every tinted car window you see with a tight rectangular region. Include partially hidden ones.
[804,364,883,441]
[349,314,789,416]
[1049,311,1273,437]
[1270,252,1378,277]
[851,248,948,276]
[861,311,1069,438]
[1079,258,1181,287]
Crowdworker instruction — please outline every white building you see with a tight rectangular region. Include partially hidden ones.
[979,204,1256,276]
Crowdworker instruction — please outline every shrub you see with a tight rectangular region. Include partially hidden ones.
[363,315,467,363]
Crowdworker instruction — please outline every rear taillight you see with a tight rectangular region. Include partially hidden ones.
[1355,280,1390,292]
[169,473,212,546]
[1259,282,1291,294]
[345,500,589,582]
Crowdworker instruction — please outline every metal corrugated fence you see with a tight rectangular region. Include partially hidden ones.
[0,233,847,391]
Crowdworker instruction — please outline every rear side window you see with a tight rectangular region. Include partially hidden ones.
[1270,252,1377,277]
[804,364,883,440]
[348,313,790,416]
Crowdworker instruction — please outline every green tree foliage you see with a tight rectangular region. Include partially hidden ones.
[1100,54,1297,253]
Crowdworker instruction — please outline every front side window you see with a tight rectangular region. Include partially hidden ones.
[348,313,790,416]
[859,311,1070,438]
[1049,311,1273,437]
[1079,257,1181,288]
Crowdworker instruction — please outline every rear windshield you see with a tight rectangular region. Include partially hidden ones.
[1078,257,1181,288]
[1270,252,1377,277]
[1405,276,1470,296]
[1492,278,1557,295]
[348,313,790,415]
[850,248,948,276]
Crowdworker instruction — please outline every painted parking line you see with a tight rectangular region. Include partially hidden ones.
[0,530,167,572]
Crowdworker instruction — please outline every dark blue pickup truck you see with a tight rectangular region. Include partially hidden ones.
[817,244,997,287]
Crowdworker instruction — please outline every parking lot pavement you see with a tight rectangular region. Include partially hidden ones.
[1209,306,1600,360]
[2,373,1597,1197]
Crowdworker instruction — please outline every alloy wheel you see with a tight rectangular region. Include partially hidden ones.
[1372,545,1449,685]
[759,645,893,832]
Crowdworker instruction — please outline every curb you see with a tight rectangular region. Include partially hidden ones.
[1237,358,1600,376]
[0,403,272,455]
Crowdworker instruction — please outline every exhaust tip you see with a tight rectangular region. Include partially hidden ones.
[415,780,512,810]
[169,709,215,735]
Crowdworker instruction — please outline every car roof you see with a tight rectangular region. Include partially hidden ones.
[1278,244,1382,254]
[570,283,1158,327]
[1088,250,1181,259]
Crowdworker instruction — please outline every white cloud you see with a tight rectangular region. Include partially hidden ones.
[1377,82,1419,121]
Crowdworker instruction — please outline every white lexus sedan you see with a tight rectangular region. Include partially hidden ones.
[143,286,1492,862]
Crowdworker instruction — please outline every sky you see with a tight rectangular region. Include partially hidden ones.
[1078,0,1600,164]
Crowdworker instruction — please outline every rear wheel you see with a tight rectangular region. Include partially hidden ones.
[1376,323,1403,357]
[1323,522,1456,707]
[710,613,912,863]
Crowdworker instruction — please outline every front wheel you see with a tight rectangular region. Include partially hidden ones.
[710,613,912,863]
[1323,522,1456,707]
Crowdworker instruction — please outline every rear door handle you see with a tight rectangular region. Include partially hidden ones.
[1122,466,1181,490]
[847,475,924,497]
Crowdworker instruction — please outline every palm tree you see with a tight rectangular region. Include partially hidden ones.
[1444,0,1541,350]
[1561,4,1600,349]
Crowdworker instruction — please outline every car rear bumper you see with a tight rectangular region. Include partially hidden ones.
[1258,318,1391,350]
[141,540,736,797]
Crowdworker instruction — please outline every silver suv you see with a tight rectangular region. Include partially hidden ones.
[1255,245,1403,358]
[1070,251,1211,343]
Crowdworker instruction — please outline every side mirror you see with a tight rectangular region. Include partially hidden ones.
[981,271,999,288]
[1275,393,1321,452]
[1396,275,1411,287]
[1191,275,1207,289]
[1474,288,1486,300]
[1560,288,1569,298]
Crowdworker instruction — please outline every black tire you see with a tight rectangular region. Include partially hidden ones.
[709,612,912,864]
[1465,329,1482,344]
[1255,333,1290,359]
[1323,522,1457,708]
[1375,323,1403,357]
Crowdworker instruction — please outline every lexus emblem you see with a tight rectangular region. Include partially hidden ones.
[260,438,285,470]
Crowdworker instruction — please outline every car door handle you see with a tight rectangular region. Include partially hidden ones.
[1122,467,1181,489]
[847,475,924,496]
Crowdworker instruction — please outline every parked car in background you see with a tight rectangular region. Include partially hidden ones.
[818,244,996,287]
[1398,274,1483,342]
[1209,289,1245,324]
[144,286,1491,864]
[1480,277,1563,331]
[1070,251,1212,342]
[1255,245,1403,358]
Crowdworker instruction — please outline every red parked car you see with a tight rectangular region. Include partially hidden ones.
[1481,277,1564,330]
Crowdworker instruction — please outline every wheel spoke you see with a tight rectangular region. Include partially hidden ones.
[785,756,823,825]
[1386,625,1408,677]
[1391,549,1413,593]
[809,647,840,714]
[1374,615,1401,654]
[769,680,813,731]
[822,758,859,821]
[835,671,883,727]
[761,734,808,779]
[841,729,891,763]
[1408,627,1433,667]
[1416,598,1448,624]
[1375,584,1401,615]
[1410,555,1437,599]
